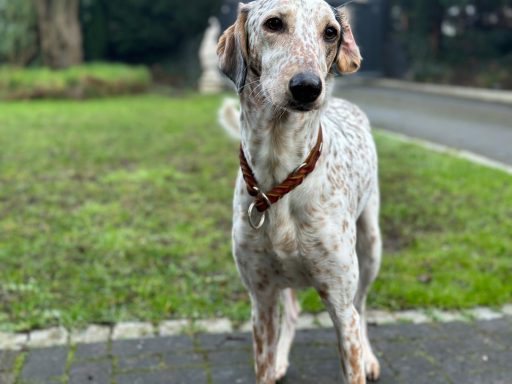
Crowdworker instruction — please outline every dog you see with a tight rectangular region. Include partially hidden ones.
[217,1,382,383]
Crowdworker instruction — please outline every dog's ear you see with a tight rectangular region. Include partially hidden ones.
[217,3,251,93]
[334,9,362,74]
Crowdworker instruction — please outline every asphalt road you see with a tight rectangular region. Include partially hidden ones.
[336,85,512,166]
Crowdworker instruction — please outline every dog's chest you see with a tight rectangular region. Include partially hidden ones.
[235,191,339,287]
[247,223,309,288]
[265,206,305,256]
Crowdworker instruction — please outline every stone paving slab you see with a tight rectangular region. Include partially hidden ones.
[1,318,511,384]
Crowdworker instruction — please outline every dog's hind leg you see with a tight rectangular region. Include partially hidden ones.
[355,188,382,381]
[275,289,300,380]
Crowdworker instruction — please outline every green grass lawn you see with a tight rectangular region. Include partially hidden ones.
[0,93,511,332]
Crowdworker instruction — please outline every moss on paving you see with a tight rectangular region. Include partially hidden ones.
[0,94,510,332]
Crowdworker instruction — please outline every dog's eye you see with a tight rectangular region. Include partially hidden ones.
[324,27,338,42]
[265,17,284,32]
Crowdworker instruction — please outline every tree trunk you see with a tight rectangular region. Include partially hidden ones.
[33,0,83,69]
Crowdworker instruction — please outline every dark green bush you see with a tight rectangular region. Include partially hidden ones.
[0,0,38,66]
[390,0,512,88]
[81,0,223,63]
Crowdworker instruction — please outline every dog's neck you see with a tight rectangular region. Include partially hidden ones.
[239,88,322,191]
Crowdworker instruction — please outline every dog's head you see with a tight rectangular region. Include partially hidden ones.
[217,0,362,112]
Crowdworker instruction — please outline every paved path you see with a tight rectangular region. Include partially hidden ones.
[336,85,512,166]
[2,318,511,384]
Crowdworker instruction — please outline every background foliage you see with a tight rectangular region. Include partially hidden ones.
[390,0,512,88]
[0,0,223,86]
[0,0,510,88]
[81,0,222,62]
[80,0,223,85]
[0,0,38,66]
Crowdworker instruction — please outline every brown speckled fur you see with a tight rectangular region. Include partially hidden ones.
[218,1,381,383]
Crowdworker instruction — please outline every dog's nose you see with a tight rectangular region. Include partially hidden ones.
[289,73,323,104]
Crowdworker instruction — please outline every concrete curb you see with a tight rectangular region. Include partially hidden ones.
[371,78,512,106]
[1,306,510,351]
[379,129,512,176]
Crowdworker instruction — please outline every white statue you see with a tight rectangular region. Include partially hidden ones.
[198,17,224,94]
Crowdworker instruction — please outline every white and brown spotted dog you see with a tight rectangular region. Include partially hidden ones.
[217,1,382,383]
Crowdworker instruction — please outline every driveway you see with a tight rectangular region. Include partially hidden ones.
[336,84,512,165]
[3,318,511,384]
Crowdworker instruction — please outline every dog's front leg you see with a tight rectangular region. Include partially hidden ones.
[329,303,365,384]
[315,254,366,383]
[250,289,280,384]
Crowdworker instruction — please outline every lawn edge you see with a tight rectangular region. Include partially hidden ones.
[1,306,511,351]
[376,129,512,175]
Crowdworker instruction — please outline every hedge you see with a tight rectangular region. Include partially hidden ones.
[0,63,152,100]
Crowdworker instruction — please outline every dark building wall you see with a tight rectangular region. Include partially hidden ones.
[218,0,388,75]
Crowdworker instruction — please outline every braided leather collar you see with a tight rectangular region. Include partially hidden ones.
[239,126,323,229]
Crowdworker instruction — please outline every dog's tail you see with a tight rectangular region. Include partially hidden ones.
[218,97,241,140]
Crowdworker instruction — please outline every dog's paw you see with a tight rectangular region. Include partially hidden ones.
[365,353,381,382]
